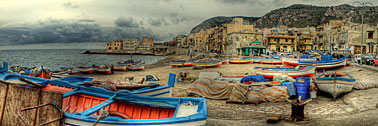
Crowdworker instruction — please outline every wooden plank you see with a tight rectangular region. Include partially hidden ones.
[36,90,63,126]
[2,84,40,126]
[0,83,8,124]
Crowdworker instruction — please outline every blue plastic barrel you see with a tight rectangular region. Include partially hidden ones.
[295,77,311,100]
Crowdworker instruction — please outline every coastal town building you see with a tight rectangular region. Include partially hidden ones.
[238,40,266,56]
[166,17,378,55]
[266,35,297,52]
[142,37,154,48]
[123,38,140,51]
[106,40,123,50]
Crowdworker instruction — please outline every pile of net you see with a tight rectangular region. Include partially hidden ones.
[187,78,289,103]
[353,80,378,90]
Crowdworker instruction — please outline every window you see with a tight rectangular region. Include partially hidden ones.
[108,47,111,50]
[285,39,288,42]
[368,32,373,39]
[115,47,118,50]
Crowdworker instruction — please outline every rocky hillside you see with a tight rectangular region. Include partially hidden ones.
[190,16,259,34]
[191,4,378,33]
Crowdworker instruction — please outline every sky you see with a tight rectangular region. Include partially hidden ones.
[0,0,377,49]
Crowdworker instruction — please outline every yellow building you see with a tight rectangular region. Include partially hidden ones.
[266,35,297,52]
[106,40,123,50]
[224,18,254,34]
[299,35,313,50]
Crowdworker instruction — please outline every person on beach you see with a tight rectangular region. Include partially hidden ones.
[110,64,114,74]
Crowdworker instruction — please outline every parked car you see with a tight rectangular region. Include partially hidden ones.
[373,55,378,66]
[362,54,375,65]
[354,54,362,64]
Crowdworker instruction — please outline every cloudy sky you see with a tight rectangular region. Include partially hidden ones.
[1,0,377,49]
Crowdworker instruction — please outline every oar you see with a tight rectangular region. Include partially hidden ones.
[18,77,43,87]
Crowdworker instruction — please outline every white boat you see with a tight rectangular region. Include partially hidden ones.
[113,65,127,71]
[95,67,112,74]
[127,65,145,71]
[77,66,94,74]
[315,71,356,100]
[254,66,316,78]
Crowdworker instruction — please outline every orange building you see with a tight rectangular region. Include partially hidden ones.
[142,37,154,47]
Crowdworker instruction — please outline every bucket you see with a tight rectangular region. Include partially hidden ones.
[294,81,310,100]
[296,77,311,86]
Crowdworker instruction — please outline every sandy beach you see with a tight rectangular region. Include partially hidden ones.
[75,54,378,125]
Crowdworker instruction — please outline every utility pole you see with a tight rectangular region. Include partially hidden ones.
[353,1,373,54]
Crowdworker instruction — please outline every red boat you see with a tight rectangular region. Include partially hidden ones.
[77,66,94,74]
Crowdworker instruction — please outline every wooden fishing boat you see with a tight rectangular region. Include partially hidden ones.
[222,59,229,64]
[282,57,317,66]
[95,67,112,74]
[63,86,207,126]
[254,66,316,78]
[170,60,193,67]
[0,70,177,97]
[118,59,144,66]
[259,58,282,64]
[252,57,270,63]
[285,56,348,69]
[315,71,356,99]
[77,66,94,74]
[26,66,51,79]
[113,65,127,71]
[127,65,145,71]
[0,73,207,125]
[229,57,253,64]
[192,60,222,69]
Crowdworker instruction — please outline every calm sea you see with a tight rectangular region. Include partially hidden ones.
[0,49,166,71]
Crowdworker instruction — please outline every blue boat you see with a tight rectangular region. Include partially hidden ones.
[62,86,207,126]
[0,62,175,97]
[0,75,207,125]
[285,56,348,69]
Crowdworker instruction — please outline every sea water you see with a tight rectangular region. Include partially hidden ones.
[0,49,166,71]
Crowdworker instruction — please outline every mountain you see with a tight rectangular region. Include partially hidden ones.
[190,16,259,34]
[190,4,378,33]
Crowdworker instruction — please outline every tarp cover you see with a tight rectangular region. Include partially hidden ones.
[240,75,267,83]
[187,78,249,102]
[188,78,289,103]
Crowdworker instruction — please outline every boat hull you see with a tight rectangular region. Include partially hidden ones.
[65,118,206,126]
[316,79,354,99]
[192,61,222,68]
[282,57,317,66]
[254,66,316,79]
[113,65,127,71]
[229,59,253,64]
[285,56,348,69]
[259,59,282,64]
[128,65,145,71]
[77,67,93,74]
[95,68,112,74]
[170,62,193,67]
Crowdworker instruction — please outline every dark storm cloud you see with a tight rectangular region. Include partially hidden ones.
[79,19,96,22]
[149,18,170,26]
[114,17,139,28]
[150,18,163,26]
[0,19,170,46]
[62,2,79,8]
[169,12,188,24]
